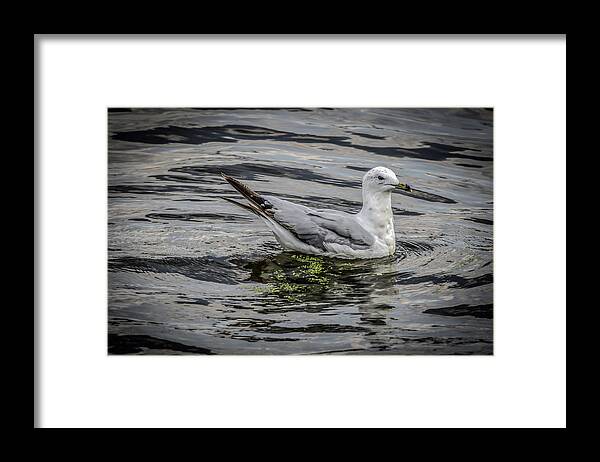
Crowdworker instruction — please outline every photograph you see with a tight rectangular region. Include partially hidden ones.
[108,107,493,355]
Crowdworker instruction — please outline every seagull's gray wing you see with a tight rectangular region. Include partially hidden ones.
[264,196,375,250]
[220,174,373,251]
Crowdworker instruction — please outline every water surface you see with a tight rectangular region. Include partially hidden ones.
[108,108,493,355]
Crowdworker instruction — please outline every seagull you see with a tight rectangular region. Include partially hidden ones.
[221,167,413,259]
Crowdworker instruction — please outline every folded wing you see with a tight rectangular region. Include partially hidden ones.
[221,173,374,252]
[264,196,374,251]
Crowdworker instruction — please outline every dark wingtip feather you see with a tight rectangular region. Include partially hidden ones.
[220,173,270,209]
[221,197,262,217]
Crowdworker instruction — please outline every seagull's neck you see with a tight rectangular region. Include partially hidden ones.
[358,189,394,229]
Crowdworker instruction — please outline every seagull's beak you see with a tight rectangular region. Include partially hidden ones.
[393,182,456,203]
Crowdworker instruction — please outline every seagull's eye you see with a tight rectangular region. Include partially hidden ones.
[377,176,384,181]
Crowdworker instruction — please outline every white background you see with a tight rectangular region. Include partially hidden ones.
[36,35,566,428]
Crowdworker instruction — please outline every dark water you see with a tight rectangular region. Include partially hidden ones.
[108,108,493,355]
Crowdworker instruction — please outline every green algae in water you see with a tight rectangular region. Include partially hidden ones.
[252,254,339,301]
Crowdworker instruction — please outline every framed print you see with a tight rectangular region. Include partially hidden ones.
[35,35,565,428]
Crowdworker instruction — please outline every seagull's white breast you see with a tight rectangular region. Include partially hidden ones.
[383,219,396,255]
[356,206,396,257]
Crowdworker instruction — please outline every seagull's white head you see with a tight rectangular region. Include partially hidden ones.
[362,166,401,193]
[362,167,413,195]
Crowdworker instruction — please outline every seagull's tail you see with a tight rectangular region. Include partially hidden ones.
[220,173,273,218]
[220,173,312,252]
